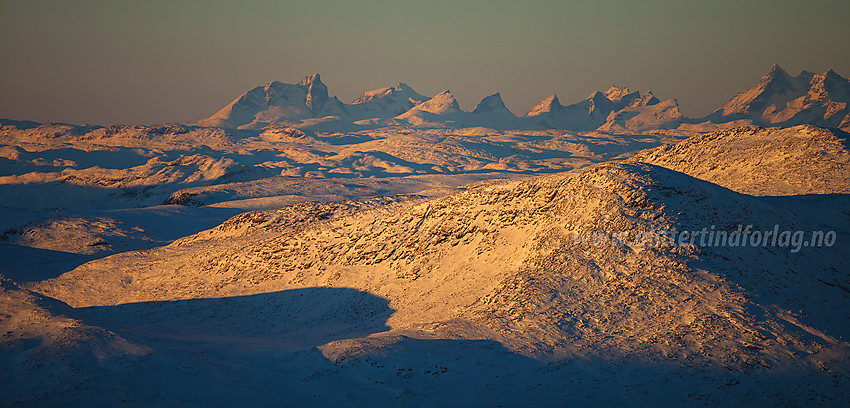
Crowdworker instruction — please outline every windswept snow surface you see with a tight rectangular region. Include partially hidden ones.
[631,125,850,196]
[1,114,850,406]
[0,121,681,260]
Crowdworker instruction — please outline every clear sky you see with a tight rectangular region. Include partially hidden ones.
[2,0,848,126]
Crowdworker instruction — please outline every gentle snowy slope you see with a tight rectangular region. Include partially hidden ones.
[631,125,850,195]
[0,119,685,297]
[0,276,156,406]
[0,121,683,212]
[24,150,850,404]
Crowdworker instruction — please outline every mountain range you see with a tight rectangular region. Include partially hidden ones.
[191,65,850,133]
[3,64,850,405]
[705,65,850,129]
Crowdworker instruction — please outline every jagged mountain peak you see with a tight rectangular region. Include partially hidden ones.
[824,69,846,83]
[711,65,804,117]
[411,90,460,114]
[542,94,559,104]
[435,89,454,98]
[603,86,632,101]
[352,86,395,104]
[707,66,850,129]
[298,73,323,86]
[394,90,462,123]
[808,70,850,109]
[431,90,458,104]
[472,92,516,117]
[767,63,787,76]
[472,92,503,109]
[352,82,427,105]
[587,90,606,100]
[759,64,794,88]
[300,74,328,113]
[189,66,848,132]
[525,95,561,117]
[633,90,660,107]
[577,91,616,117]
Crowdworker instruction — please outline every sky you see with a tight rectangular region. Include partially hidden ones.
[1,0,849,126]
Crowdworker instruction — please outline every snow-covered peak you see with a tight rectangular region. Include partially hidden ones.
[632,90,660,107]
[352,82,427,105]
[298,73,323,87]
[408,90,461,115]
[353,86,394,104]
[525,95,561,117]
[587,90,606,100]
[471,92,515,117]
[603,86,632,102]
[631,125,850,196]
[806,70,850,109]
[767,63,787,76]
[822,69,850,94]
[758,64,795,92]
[799,70,817,80]
[187,66,849,131]
[587,91,614,112]
[396,82,426,100]
[299,74,328,113]
[711,65,804,117]
[557,91,617,123]
[707,65,849,129]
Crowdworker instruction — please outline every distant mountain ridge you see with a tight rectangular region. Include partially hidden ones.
[187,66,850,132]
[703,64,850,129]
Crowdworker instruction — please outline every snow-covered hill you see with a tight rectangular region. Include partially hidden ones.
[0,276,156,405]
[0,118,684,282]
[631,125,850,196]
[394,90,465,127]
[15,127,850,404]
[0,121,682,211]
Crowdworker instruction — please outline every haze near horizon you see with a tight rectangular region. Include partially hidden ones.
[1,0,848,126]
